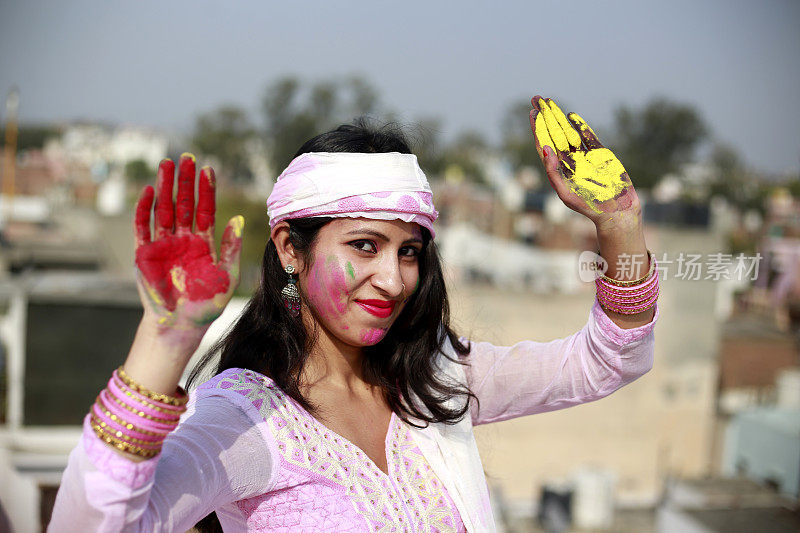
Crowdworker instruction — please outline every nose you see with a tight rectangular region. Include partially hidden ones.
[370,254,404,297]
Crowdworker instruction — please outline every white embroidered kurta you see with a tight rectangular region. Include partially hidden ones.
[49,299,658,532]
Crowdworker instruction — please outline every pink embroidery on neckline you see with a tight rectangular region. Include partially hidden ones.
[208,369,466,532]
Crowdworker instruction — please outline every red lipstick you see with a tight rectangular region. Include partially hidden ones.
[356,299,396,318]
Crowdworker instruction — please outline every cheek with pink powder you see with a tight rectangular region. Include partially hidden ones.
[305,254,351,327]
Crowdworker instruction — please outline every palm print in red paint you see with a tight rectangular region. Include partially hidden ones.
[134,154,243,325]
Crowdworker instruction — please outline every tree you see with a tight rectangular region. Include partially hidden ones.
[124,159,150,184]
[707,143,758,210]
[409,117,445,178]
[442,130,489,185]
[191,105,255,183]
[612,98,708,190]
[0,124,62,151]
[261,75,384,172]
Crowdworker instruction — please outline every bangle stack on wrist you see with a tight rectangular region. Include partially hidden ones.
[90,367,188,458]
[595,250,659,315]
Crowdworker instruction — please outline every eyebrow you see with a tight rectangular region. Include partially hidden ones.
[344,228,423,245]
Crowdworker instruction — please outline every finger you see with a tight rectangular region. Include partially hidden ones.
[154,159,175,239]
[134,185,154,247]
[196,166,216,256]
[535,97,570,153]
[546,99,582,150]
[567,112,604,150]
[219,216,245,287]
[175,153,196,233]
[529,108,554,159]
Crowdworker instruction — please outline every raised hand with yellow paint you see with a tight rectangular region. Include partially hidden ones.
[530,95,655,329]
[529,96,639,228]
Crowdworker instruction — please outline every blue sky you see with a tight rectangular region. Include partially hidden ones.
[1,0,798,174]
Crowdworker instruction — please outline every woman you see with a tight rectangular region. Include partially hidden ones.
[49,96,659,532]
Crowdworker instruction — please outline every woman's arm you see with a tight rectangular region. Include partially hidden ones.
[124,154,243,405]
[529,96,655,328]
[462,96,661,426]
[49,154,248,528]
[48,395,274,531]
[465,298,656,426]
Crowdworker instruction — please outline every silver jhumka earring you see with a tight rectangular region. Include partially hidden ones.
[281,265,301,317]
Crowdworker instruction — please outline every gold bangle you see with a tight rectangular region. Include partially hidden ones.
[90,424,162,458]
[600,250,656,287]
[112,374,187,414]
[598,295,658,315]
[117,367,188,406]
[90,415,166,447]
[93,399,169,437]
[102,389,180,425]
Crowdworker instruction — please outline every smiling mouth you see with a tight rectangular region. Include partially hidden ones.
[355,300,396,318]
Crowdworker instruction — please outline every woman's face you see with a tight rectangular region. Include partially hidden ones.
[298,218,423,349]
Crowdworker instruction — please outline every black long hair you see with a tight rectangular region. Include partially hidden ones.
[190,119,475,531]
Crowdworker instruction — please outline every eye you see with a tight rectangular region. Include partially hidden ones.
[400,246,421,258]
[349,240,376,253]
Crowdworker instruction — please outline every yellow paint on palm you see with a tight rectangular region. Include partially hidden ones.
[567,112,598,139]
[568,148,629,211]
[537,98,569,152]
[547,100,582,149]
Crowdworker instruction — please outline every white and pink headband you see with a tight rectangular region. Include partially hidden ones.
[266,152,439,237]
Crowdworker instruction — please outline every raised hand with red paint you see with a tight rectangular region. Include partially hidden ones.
[134,154,243,329]
[117,154,243,406]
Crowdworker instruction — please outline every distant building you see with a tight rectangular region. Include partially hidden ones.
[722,409,800,498]
[657,477,800,533]
[44,123,168,172]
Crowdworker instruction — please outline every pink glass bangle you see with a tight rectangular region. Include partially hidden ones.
[596,282,660,304]
[106,380,182,421]
[91,402,168,442]
[115,367,188,406]
[93,397,172,438]
[97,391,178,433]
[596,275,658,295]
[101,388,180,426]
[110,372,187,414]
[597,293,658,309]
[109,375,186,416]
[598,294,659,315]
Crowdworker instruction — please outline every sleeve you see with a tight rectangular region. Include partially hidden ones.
[48,393,275,532]
[465,298,658,426]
